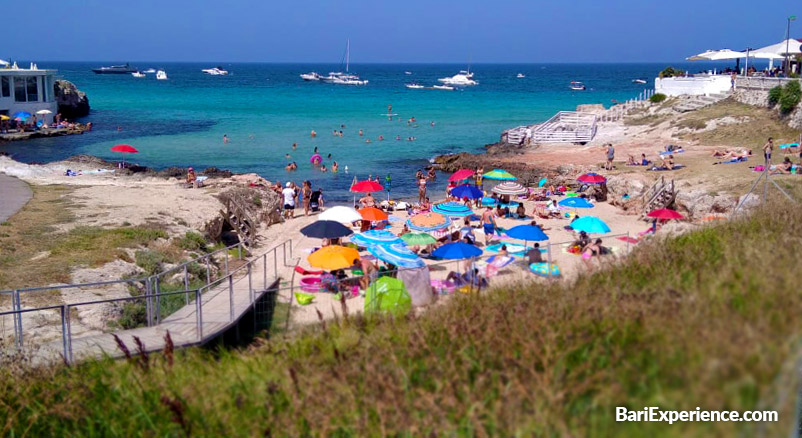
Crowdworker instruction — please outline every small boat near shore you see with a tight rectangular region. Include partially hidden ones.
[570,81,586,90]
[432,84,455,90]
[202,66,229,75]
[405,83,424,89]
[632,79,647,84]
[300,72,321,81]
[143,68,156,74]
[131,72,145,78]
[156,70,168,80]
[92,63,138,74]
[517,73,525,78]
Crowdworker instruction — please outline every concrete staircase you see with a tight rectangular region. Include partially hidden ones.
[673,91,731,113]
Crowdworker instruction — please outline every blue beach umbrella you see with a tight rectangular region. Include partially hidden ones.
[451,184,483,200]
[432,242,483,260]
[12,111,31,120]
[350,230,403,247]
[538,177,548,188]
[300,220,353,239]
[505,225,549,242]
[570,216,611,234]
[366,243,425,268]
[558,197,594,209]
[432,202,473,218]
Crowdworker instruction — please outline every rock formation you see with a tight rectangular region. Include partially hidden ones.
[53,80,90,119]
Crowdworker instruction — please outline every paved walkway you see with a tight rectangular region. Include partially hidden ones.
[0,173,32,222]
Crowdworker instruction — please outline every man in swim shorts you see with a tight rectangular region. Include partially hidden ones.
[481,206,497,245]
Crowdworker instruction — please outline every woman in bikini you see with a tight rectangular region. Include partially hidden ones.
[302,181,312,216]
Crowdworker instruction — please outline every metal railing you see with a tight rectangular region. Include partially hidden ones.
[532,111,598,144]
[0,239,295,363]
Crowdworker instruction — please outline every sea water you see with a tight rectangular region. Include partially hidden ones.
[1,62,699,202]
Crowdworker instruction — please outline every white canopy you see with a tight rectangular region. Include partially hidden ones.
[754,39,802,56]
[0,59,8,66]
[687,49,784,61]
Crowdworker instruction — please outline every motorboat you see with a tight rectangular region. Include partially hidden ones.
[632,79,647,84]
[202,66,229,75]
[404,71,413,75]
[328,76,368,85]
[131,71,146,78]
[438,70,477,86]
[92,63,138,74]
[300,72,322,81]
[517,73,525,78]
[156,70,168,80]
[432,84,455,90]
[570,81,586,90]
[405,83,424,89]
[143,68,156,74]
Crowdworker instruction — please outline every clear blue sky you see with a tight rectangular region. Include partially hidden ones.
[7,0,800,63]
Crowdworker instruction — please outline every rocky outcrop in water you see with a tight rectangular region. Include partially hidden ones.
[53,80,90,119]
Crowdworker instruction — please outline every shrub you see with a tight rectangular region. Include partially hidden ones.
[177,231,207,251]
[768,86,783,106]
[779,81,801,114]
[135,249,164,276]
[649,93,667,103]
[658,66,685,78]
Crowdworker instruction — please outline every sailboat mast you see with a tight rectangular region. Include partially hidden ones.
[346,39,350,73]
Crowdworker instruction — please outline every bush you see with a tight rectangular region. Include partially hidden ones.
[778,81,801,114]
[768,86,783,106]
[658,66,685,78]
[134,249,164,275]
[649,93,667,103]
[177,231,207,251]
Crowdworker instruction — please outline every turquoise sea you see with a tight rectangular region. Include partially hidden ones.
[0,62,713,202]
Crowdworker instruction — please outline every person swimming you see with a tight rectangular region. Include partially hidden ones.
[332,161,339,173]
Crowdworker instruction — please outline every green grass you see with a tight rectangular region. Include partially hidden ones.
[2,201,802,436]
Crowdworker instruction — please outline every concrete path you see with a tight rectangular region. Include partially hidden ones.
[0,173,32,222]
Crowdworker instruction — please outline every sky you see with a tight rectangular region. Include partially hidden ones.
[5,0,800,63]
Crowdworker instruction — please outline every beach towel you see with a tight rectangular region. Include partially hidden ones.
[713,157,747,165]
[647,164,686,171]
[779,143,799,149]
[659,150,684,156]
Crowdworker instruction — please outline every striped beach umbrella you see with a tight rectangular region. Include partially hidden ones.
[350,230,403,247]
[366,243,425,268]
[482,169,517,181]
[407,212,452,232]
[399,232,437,246]
[491,181,527,196]
[432,202,473,218]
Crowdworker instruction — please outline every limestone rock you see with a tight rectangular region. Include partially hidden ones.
[53,80,90,119]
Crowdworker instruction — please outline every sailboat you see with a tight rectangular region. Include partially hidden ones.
[322,39,368,85]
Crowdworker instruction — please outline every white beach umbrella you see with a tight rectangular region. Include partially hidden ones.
[319,206,361,224]
[35,109,52,115]
[754,39,802,56]
[0,59,9,66]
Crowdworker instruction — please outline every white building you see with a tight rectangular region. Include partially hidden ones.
[0,62,58,124]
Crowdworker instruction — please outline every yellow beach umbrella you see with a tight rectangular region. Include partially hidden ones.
[0,115,10,121]
[307,245,360,271]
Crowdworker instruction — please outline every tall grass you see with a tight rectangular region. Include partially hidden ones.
[2,201,802,436]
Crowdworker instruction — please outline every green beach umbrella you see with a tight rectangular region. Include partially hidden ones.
[365,277,411,316]
[399,232,437,246]
[482,168,517,181]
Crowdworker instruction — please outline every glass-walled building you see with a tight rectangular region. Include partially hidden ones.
[0,63,58,124]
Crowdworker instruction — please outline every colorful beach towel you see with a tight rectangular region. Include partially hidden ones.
[530,263,560,277]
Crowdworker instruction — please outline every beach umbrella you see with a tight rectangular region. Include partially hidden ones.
[450,184,483,200]
[319,206,362,223]
[11,111,31,120]
[577,173,607,184]
[482,169,517,181]
[647,208,684,220]
[300,220,353,239]
[570,216,611,234]
[110,144,139,166]
[432,202,473,218]
[307,245,360,270]
[35,109,52,116]
[432,242,483,260]
[407,212,451,232]
[448,168,475,182]
[505,225,549,242]
[366,242,425,268]
[399,232,437,246]
[358,207,388,222]
[538,177,548,187]
[350,180,384,192]
[558,197,594,209]
[0,115,9,121]
[365,277,411,316]
[491,181,527,196]
[350,230,403,247]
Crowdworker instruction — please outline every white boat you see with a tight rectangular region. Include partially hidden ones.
[405,83,424,89]
[569,81,585,90]
[632,79,647,84]
[202,66,229,75]
[517,73,525,78]
[143,68,156,74]
[300,72,321,81]
[131,72,145,78]
[432,84,455,90]
[404,71,413,75]
[321,39,368,85]
[156,70,168,80]
[438,70,477,86]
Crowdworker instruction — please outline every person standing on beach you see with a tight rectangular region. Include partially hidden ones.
[605,143,615,170]
[476,166,484,188]
[481,206,497,245]
[418,174,427,205]
[302,181,312,217]
[762,137,774,166]
[282,182,296,220]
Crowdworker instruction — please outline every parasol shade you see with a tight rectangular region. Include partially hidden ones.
[448,169,475,182]
[491,181,527,196]
[111,144,139,153]
[350,180,384,192]
[300,220,353,239]
[307,245,360,270]
[647,208,684,220]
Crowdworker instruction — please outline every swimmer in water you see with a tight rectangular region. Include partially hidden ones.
[327,153,332,160]
[378,135,384,141]
[314,146,319,153]
[223,134,229,144]
[310,130,316,138]
[396,135,401,141]
[365,138,371,143]
[359,129,364,137]
[320,164,327,172]
[293,142,297,150]
[332,161,339,172]
[285,153,291,159]
[430,121,435,127]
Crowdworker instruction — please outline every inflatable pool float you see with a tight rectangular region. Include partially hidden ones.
[530,262,560,277]
[310,153,322,165]
[300,277,321,292]
[294,291,316,305]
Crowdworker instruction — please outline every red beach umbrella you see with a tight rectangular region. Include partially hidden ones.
[448,168,475,182]
[350,180,384,193]
[647,208,684,220]
[110,144,139,167]
[577,173,607,184]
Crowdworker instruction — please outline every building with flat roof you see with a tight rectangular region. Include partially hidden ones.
[0,62,58,124]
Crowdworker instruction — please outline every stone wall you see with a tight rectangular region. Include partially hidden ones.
[732,87,802,130]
